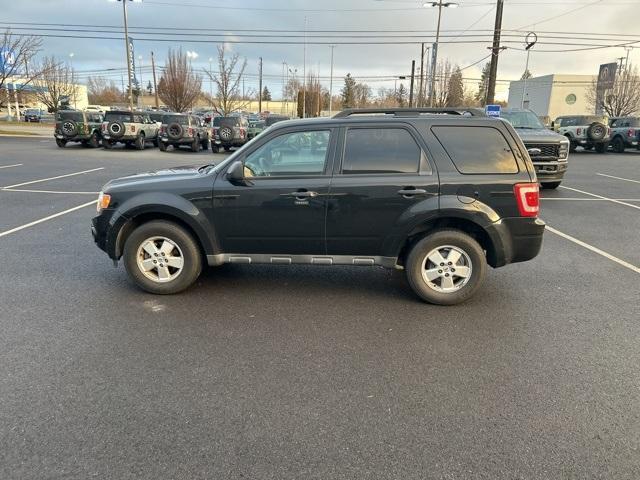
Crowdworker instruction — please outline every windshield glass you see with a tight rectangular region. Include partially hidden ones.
[56,111,83,122]
[148,113,164,122]
[501,111,544,129]
[163,115,189,125]
[105,112,133,122]
[213,117,239,127]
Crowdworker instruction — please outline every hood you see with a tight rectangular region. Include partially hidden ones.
[103,165,204,190]
[513,127,566,143]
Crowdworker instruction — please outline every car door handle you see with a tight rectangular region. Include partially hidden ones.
[281,191,319,198]
[397,188,427,197]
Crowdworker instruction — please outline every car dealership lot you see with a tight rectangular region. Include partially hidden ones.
[1,137,639,479]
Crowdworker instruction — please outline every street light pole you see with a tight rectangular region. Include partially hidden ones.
[121,0,134,112]
[69,52,76,109]
[425,2,458,107]
[329,45,335,116]
[208,57,214,109]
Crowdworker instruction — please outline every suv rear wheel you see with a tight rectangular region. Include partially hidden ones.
[135,133,145,150]
[55,138,67,148]
[191,135,199,152]
[123,220,202,294]
[595,142,608,154]
[612,136,625,153]
[406,230,486,305]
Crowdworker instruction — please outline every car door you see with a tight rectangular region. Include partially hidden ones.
[325,123,439,256]
[212,127,337,254]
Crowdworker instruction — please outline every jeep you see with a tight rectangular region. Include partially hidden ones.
[158,114,210,152]
[608,117,640,153]
[92,108,545,306]
[211,116,248,153]
[501,108,569,190]
[101,110,160,150]
[553,115,610,153]
[247,119,266,140]
[54,110,104,148]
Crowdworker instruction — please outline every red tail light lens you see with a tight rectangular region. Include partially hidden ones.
[240,128,245,137]
[188,127,194,136]
[514,183,539,217]
[577,128,582,135]
[629,128,635,138]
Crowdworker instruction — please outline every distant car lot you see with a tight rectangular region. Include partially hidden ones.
[0,137,639,478]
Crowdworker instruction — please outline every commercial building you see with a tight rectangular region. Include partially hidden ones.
[507,74,596,120]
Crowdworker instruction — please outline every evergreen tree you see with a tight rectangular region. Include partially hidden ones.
[476,62,491,105]
[521,69,532,80]
[341,73,357,108]
[446,66,464,107]
[261,85,272,101]
[396,83,407,107]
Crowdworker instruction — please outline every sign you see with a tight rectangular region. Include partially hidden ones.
[0,48,16,74]
[485,104,501,117]
[596,62,618,114]
[127,37,139,90]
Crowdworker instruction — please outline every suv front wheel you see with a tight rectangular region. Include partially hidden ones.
[406,230,486,305]
[123,220,202,294]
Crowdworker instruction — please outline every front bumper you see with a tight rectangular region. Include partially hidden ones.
[533,161,568,181]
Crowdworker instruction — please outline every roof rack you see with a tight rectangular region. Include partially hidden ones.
[333,107,486,118]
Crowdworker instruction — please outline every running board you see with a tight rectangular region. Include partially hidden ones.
[207,254,399,269]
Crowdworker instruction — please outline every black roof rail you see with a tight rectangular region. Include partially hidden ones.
[333,107,486,118]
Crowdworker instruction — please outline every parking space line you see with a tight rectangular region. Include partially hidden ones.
[0,200,98,239]
[596,173,640,184]
[0,164,23,169]
[546,226,640,274]
[559,186,640,211]
[541,198,640,202]
[1,188,99,195]
[2,167,104,189]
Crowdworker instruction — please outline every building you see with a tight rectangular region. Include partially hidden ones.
[508,74,596,120]
[4,79,89,113]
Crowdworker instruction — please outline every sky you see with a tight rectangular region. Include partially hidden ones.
[3,0,640,101]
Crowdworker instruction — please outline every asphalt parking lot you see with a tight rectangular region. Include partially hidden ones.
[1,136,639,479]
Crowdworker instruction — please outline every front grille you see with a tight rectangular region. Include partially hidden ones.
[525,143,560,161]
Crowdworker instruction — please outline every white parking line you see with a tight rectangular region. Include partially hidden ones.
[0,164,23,169]
[546,226,640,274]
[541,198,640,202]
[2,188,98,195]
[559,185,640,211]
[2,167,104,189]
[0,200,98,238]
[596,173,640,184]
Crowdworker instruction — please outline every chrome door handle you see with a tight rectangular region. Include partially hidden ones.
[397,188,427,196]
[281,191,319,198]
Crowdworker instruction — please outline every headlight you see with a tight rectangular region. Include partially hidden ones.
[97,192,111,213]
[559,141,569,160]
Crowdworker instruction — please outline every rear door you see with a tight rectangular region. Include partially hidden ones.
[325,123,439,256]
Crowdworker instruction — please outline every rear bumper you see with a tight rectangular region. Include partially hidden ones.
[486,217,545,267]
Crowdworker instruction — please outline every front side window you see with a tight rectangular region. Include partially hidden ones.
[244,130,331,177]
[342,127,421,174]
[432,126,519,174]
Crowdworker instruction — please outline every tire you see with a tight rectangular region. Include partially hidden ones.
[201,137,209,150]
[152,138,159,148]
[219,125,233,142]
[55,138,67,148]
[167,123,183,141]
[88,131,100,148]
[159,141,167,152]
[123,220,202,295]
[612,136,625,153]
[108,121,125,138]
[587,122,607,142]
[60,120,77,138]
[103,140,113,149]
[566,137,577,153]
[224,146,231,152]
[405,230,486,306]
[595,142,608,154]
[541,181,561,190]
[211,145,219,153]
[135,133,145,150]
[191,135,199,152]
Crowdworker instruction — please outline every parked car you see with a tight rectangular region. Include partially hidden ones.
[91,107,544,305]
[24,108,44,122]
[54,110,104,148]
[265,115,290,127]
[608,117,640,153]
[101,110,159,150]
[158,114,210,152]
[211,116,248,152]
[553,115,610,153]
[247,120,266,140]
[501,108,569,190]
[148,111,165,128]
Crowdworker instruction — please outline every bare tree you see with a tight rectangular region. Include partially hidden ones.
[87,76,123,105]
[586,65,640,117]
[354,82,372,107]
[0,29,48,108]
[157,48,202,112]
[205,46,250,115]
[431,60,453,107]
[32,56,78,112]
[284,76,301,102]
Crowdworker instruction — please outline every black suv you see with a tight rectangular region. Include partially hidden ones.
[92,108,544,305]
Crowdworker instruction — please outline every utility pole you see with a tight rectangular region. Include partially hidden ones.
[282,61,286,114]
[418,43,425,107]
[617,56,626,71]
[121,0,134,112]
[258,57,263,114]
[409,60,416,107]
[485,0,504,105]
[302,16,307,118]
[624,47,633,71]
[151,51,159,110]
[329,45,335,116]
[423,46,431,106]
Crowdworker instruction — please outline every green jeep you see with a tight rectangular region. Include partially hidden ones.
[247,120,266,140]
[54,110,104,148]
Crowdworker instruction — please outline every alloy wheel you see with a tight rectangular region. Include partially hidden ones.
[421,245,473,293]
[136,236,185,283]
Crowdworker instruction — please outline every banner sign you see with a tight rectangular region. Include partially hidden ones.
[595,62,617,114]
[128,37,140,90]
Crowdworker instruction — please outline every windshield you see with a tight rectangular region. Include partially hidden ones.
[148,113,164,122]
[56,111,83,122]
[163,115,189,125]
[213,117,239,127]
[501,111,544,129]
[105,112,133,122]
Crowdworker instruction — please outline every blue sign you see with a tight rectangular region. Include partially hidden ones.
[485,104,501,117]
[0,48,16,74]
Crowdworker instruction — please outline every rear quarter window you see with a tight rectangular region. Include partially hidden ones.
[431,125,519,174]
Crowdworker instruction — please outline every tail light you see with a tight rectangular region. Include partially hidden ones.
[577,128,582,135]
[628,128,635,138]
[607,127,611,136]
[159,126,165,135]
[188,127,194,136]
[239,128,246,137]
[514,183,539,217]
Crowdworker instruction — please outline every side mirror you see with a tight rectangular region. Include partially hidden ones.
[226,160,245,185]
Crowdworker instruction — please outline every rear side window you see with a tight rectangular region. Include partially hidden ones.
[342,127,421,174]
[432,126,519,174]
